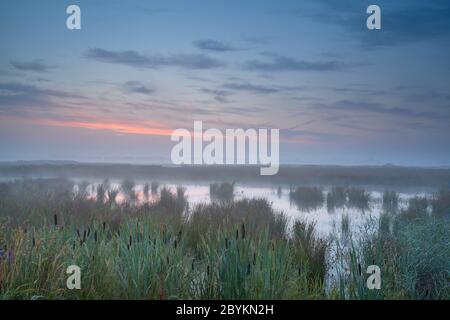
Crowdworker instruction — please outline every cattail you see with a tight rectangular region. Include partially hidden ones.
[178,230,182,240]
[7,250,14,265]
[102,222,106,231]
[246,263,251,275]
[127,244,130,251]
[253,252,256,266]
[94,230,98,242]
[207,265,210,276]
[82,230,87,242]
[174,239,178,249]
[32,237,36,248]
[191,261,195,271]
[225,237,229,249]
[129,235,133,247]
[235,229,239,240]
[358,263,362,276]
[53,214,58,227]
[87,227,91,237]
[72,242,75,250]
[241,224,246,239]
[298,268,301,277]
[76,229,81,238]
[166,256,170,264]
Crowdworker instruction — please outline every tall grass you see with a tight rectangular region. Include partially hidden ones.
[346,187,370,211]
[431,187,450,218]
[210,182,235,203]
[0,178,448,300]
[289,186,324,211]
[327,187,347,213]
[382,191,399,214]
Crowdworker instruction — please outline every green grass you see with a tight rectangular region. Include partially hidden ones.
[0,178,448,300]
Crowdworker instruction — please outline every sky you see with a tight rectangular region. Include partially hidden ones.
[0,0,449,166]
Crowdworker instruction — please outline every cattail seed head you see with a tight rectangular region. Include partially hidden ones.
[53,214,58,227]
[247,263,251,275]
[241,224,246,239]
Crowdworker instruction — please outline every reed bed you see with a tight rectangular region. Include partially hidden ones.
[289,186,324,211]
[0,179,448,300]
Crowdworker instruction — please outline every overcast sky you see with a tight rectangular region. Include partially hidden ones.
[0,0,449,166]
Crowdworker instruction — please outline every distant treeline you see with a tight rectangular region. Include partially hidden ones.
[0,163,450,187]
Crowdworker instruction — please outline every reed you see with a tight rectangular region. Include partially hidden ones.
[289,186,324,211]
[0,178,448,300]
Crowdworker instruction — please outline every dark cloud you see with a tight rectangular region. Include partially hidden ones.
[0,82,82,113]
[122,81,155,95]
[296,0,450,48]
[221,83,279,94]
[10,59,56,73]
[85,48,225,70]
[200,88,231,103]
[313,99,450,121]
[243,53,346,72]
[193,39,237,52]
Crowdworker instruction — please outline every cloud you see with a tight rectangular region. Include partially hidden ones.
[122,81,155,95]
[313,99,450,121]
[281,127,346,144]
[0,82,83,114]
[200,88,231,103]
[10,59,56,73]
[85,48,225,69]
[243,53,346,72]
[193,39,237,52]
[296,0,450,48]
[221,83,279,94]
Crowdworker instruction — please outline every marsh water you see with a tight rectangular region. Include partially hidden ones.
[76,179,434,236]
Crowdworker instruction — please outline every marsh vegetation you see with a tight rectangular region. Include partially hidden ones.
[0,177,448,300]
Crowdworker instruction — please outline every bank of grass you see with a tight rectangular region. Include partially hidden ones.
[0,179,328,299]
[0,179,448,300]
[334,192,450,300]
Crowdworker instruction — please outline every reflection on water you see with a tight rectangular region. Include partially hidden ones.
[77,180,432,237]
